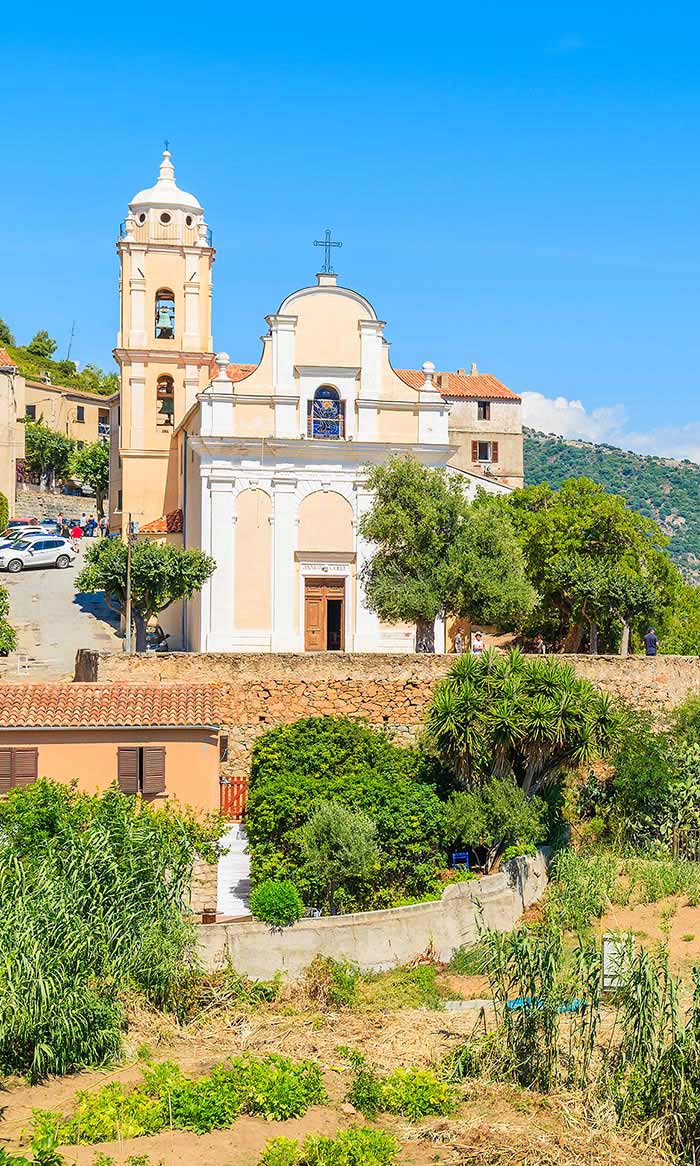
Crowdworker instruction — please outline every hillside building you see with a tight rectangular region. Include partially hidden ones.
[109,151,524,652]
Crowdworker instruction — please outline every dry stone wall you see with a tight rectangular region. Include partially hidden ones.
[75,650,700,781]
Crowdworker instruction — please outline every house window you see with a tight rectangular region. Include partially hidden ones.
[25,404,36,420]
[307,386,344,439]
[477,401,491,421]
[117,489,123,510]
[0,748,38,793]
[471,440,499,464]
[219,733,229,763]
[117,747,166,798]
[76,405,85,423]
[156,375,175,427]
[155,289,175,339]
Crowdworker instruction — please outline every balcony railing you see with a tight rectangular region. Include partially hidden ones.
[98,421,111,437]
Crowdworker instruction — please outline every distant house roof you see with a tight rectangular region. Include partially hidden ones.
[24,379,119,404]
[139,508,183,535]
[0,683,220,729]
[208,358,256,383]
[395,369,520,401]
[0,347,17,369]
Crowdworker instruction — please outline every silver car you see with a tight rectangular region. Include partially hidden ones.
[0,537,77,573]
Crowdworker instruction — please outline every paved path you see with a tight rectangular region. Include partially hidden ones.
[0,540,121,681]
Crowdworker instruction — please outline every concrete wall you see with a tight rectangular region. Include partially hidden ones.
[197,850,548,978]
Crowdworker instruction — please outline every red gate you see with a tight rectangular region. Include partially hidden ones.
[219,777,247,820]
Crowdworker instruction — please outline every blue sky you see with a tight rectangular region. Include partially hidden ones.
[3,1,700,458]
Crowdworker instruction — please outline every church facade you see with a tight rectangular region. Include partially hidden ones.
[109,152,521,653]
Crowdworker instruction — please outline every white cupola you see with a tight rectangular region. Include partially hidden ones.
[129,149,203,212]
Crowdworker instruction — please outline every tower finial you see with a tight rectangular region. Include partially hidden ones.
[159,145,175,184]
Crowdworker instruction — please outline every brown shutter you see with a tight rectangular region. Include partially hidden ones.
[0,750,12,794]
[491,441,499,463]
[471,440,479,462]
[117,747,139,794]
[142,747,166,795]
[13,749,38,787]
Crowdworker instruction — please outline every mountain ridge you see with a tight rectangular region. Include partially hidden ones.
[523,427,700,580]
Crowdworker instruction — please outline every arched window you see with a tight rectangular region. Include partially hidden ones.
[307,385,344,439]
[156,374,174,427]
[155,289,175,339]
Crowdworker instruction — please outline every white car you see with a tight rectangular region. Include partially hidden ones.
[0,526,42,544]
[0,537,77,573]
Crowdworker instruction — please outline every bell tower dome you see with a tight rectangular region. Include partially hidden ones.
[111,149,215,533]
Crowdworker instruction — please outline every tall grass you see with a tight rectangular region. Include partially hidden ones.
[0,781,221,1081]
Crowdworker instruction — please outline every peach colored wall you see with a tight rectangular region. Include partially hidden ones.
[376,407,418,443]
[233,402,274,437]
[1,728,220,814]
[0,368,24,516]
[235,489,272,630]
[298,492,354,553]
[293,295,364,368]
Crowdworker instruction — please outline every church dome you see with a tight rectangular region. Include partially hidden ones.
[129,149,203,212]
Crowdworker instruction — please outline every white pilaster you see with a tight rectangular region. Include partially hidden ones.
[183,280,200,349]
[357,320,384,441]
[184,363,199,412]
[128,248,147,348]
[206,477,236,650]
[417,361,450,445]
[353,485,381,651]
[271,480,300,650]
[268,314,297,394]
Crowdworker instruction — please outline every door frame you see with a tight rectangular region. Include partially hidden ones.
[296,553,354,652]
[304,577,346,651]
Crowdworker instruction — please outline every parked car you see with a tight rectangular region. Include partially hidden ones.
[0,526,45,545]
[7,518,39,529]
[38,517,60,533]
[0,537,78,573]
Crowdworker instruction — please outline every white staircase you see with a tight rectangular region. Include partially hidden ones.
[217,823,251,916]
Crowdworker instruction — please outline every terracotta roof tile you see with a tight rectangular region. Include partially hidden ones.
[208,359,257,383]
[140,508,183,534]
[0,347,16,368]
[395,368,520,401]
[0,683,220,729]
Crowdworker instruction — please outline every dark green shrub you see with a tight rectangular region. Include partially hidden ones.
[246,717,447,910]
[443,776,546,872]
[304,956,358,1009]
[0,491,8,532]
[250,879,304,928]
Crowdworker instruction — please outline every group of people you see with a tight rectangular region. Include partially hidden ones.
[452,628,661,656]
[56,513,108,540]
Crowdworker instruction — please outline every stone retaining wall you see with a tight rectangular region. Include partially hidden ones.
[76,650,700,782]
[197,851,548,978]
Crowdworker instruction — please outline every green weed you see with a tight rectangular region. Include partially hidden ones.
[260,1128,398,1165]
[304,956,358,1010]
[358,964,457,1010]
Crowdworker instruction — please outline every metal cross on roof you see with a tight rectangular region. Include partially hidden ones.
[314,228,342,274]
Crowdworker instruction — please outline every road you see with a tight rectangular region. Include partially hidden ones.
[0,539,121,681]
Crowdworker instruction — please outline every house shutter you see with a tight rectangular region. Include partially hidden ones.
[491,441,499,463]
[13,749,38,787]
[117,747,139,795]
[471,440,479,462]
[142,747,166,795]
[0,750,12,794]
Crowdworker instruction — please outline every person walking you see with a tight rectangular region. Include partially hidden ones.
[471,631,485,655]
[99,515,108,537]
[80,513,87,530]
[643,628,659,656]
[453,631,463,654]
[533,633,547,655]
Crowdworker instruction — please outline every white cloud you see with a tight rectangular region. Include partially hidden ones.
[521,391,700,463]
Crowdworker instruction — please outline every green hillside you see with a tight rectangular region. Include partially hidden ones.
[524,428,700,581]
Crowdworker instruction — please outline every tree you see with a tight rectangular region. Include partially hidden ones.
[71,441,109,517]
[0,585,16,655]
[26,330,57,359]
[443,776,546,872]
[297,800,379,914]
[426,648,620,796]
[508,478,675,653]
[359,456,536,651]
[78,364,119,396]
[75,538,216,651]
[0,319,14,346]
[22,419,74,488]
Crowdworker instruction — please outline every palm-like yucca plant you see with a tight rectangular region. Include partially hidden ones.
[426,648,622,795]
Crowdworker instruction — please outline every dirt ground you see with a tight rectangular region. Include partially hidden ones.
[595,894,700,974]
[1,1002,671,1166]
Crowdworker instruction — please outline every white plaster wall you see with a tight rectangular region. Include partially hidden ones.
[198,851,548,978]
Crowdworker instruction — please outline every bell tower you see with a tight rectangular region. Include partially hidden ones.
[110,149,214,532]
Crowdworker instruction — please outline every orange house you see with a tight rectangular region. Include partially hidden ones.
[0,684,222,815]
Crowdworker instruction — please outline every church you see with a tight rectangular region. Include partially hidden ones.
[109,152,523,653]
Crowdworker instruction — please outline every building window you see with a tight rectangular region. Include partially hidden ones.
[477,400,491,421]
[25,405,36,420]
[117,489,123,510]
[155,289,175,339]
[0,748,38,793]
[219,733,229,763]
[117,746,166,797]
[156,374,175,426]
[471,440,499,464]
[98,409,110,437]
[76,405,85,423]
[307,386,344,439]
